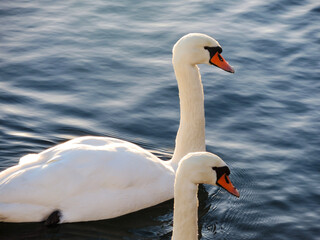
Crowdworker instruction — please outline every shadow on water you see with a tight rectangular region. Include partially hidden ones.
[0,186,215,240]
[0,199,173,240]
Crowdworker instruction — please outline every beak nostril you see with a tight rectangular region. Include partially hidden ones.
[225,175,230,184]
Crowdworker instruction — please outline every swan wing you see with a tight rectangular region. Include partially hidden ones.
[0,136,175,222]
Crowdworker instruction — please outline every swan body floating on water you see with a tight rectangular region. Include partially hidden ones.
[0,33,234,223]
[172,152,239,240]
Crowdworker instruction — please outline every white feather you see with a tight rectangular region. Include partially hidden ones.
[0,33,230,223]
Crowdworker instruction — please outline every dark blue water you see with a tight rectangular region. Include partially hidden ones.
[0,0,319,239]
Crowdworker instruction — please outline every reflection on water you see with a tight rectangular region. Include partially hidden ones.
[0,187,214,240]
[0,0,319,239]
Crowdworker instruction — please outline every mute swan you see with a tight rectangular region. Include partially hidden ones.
[172,152,239,240]
[0,33,234,223]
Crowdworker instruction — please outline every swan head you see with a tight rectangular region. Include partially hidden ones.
[177,152,240,197]
[172,33,234,73]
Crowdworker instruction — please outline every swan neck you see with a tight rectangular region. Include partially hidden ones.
[171,62,206,165]
[172,175,199,240]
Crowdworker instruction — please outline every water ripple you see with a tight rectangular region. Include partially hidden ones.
[0,0,319,239]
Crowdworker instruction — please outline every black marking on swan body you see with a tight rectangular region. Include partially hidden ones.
[44,210,61,226]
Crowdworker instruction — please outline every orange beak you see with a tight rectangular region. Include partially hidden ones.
[217,173,240,198]
[210,52,235,73]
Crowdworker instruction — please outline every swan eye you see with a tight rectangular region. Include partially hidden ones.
[204,46,223,62]
[204,46,223,59]
[212,166,230,180]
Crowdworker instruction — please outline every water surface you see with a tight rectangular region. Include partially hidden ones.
[0,0,319,239]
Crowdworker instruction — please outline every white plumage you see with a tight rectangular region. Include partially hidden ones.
[172,152,239,240]
[0,33,234,223]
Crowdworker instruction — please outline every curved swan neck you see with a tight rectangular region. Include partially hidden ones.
[172,172,199,240]
[171,62,206,165]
